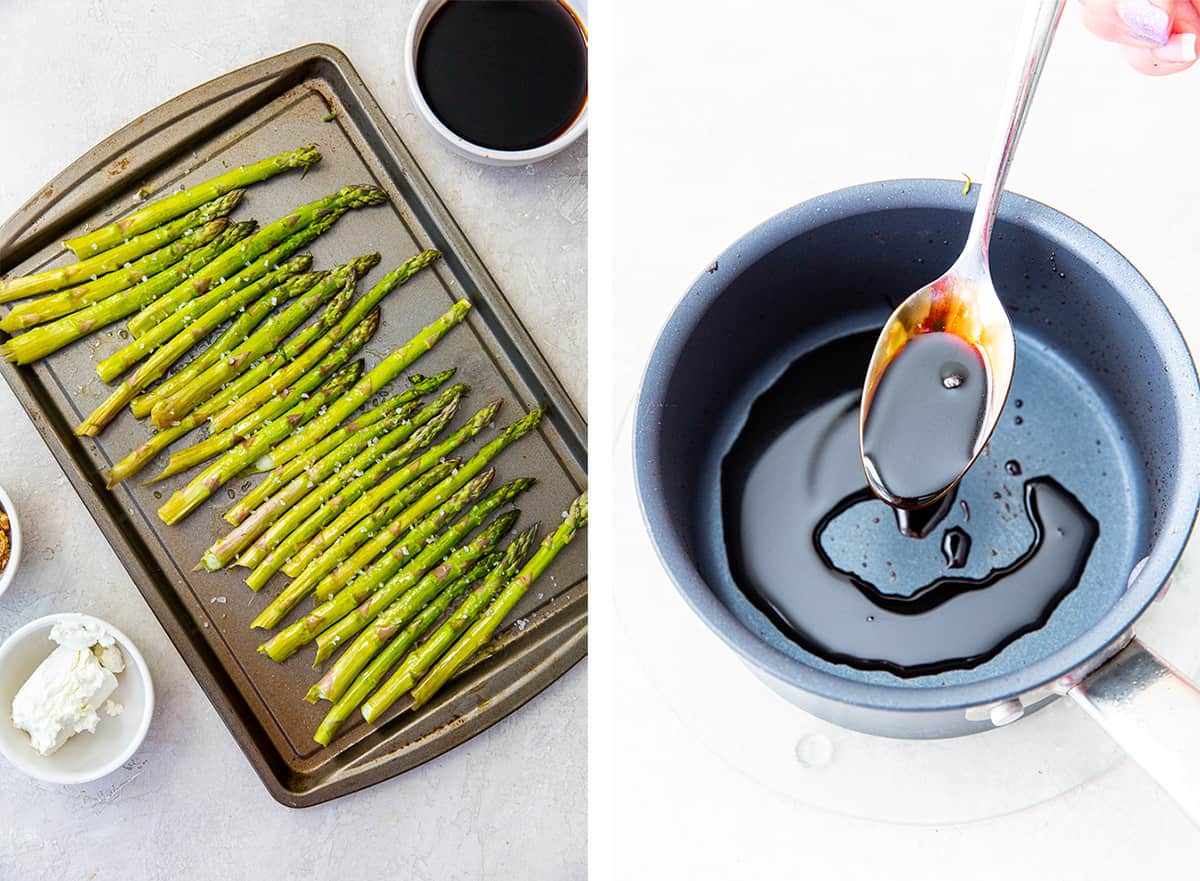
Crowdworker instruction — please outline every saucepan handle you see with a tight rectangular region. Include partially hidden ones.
[1068,637,1200,824]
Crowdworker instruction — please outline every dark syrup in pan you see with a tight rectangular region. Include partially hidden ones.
[416,0,588,151]
[722,332,1099,677]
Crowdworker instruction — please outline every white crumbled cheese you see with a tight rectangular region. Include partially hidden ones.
[11,621,126,756]
[104,700,124,717]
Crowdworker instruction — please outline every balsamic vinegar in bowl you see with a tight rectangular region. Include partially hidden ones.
[414,0,588,154]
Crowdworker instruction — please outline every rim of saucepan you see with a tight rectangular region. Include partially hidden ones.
[404,0,589,167]
[633,178,1200,713]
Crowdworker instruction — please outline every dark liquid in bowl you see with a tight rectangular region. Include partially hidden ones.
[416,0,588,151]
[722,332,1099,678]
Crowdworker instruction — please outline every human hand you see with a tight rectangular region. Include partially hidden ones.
[1079,0,1200,74]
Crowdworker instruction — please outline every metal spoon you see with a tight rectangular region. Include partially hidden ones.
[859,0,1066,510]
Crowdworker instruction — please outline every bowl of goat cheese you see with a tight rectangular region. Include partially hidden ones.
[0,613,153,784]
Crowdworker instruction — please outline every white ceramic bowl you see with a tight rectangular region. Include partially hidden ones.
[404,0,589,166]
[0,613,153,784]
[0,484,21,599]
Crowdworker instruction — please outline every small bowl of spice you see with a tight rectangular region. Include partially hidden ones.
[405,0,589,165]
[0,484,20,599]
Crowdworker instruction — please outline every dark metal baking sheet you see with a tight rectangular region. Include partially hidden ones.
[0,44,587,807]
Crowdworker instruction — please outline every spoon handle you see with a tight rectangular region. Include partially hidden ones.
[964,0,1066,265]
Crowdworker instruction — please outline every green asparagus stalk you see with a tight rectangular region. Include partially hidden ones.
[252,299,471,474]
[241,407,467,614]
[75,258,315,437]
[101,208,352,383]
[238,406,465,588]
[149,304,378,485]
[64,145,319,258]
[311,502,527,665]
[1,192,244,303]
[253,468,497,637]
[258,482,523,662]
[360,527,537,724]
[0,223,255,365]
[155,298,434,523]
[285,400,502,594]
[302,406,542,598]
[149,295,371,479]
[199,401,429,571]
[107,354,280,487]
[1,216,235,332]
[226,372,458,526]
[313,552,505,745]
[126,184,382,339]
[104,282,349,487]
[209,385,460,567]
[410,492,587,709]
[128,258,372,420]
[149,255,379,429]
[320,525,534,707]
[206,250,441,434]
[311,544,510,703]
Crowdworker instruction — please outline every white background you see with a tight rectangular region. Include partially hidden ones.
[608,0,1200,878]
[0,1,586,878]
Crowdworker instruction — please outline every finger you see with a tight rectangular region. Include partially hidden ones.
[1120,31,1199,72]
[1078,0,1173,47]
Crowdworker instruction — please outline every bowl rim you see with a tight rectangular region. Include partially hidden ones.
[633,177,1200,714]
[0,612,154,784]
[403,0,589,166]
[0,484,21,600]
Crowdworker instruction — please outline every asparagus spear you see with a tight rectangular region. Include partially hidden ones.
[149,254,379,429]
[258,481,523,661]
[301,407,542,598]
[310,550,505,743]
[64,145,319,258]
[314,552,501,744]
[410,492,587,709]
[283,401,502,596]
[95,208,348,386]
[311,501,528,665]
[127,259,369,420]
[253,468,497,633]
[250,298,472,474]
[157,295,466,524]
[75,257,315,437]
[150,296,373,479]
[0,223,255,365]
[1,216,235,332]
[207,386,461,569]
[226,373,458,526]
[199,400,429,571]
[241,408,467,613]
[1,192,244,303]
[238,410,465,588]
[126,184,383,338]
[359,527,537,725]
[314,528,535,705]
[108,354,280,487]
[104,282,351,487]
[149,304,377,482]
[206,250,441,436]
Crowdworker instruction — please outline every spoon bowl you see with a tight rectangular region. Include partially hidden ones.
[860,255,1016,509]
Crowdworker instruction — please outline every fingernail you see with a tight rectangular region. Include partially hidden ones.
[1119,0,1171,46]
[1153,31,1198,62]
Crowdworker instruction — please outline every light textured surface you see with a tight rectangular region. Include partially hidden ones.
[614,0,1200,877]
[0,1,585,878]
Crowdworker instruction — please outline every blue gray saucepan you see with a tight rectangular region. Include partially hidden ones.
[633,178,1200,822]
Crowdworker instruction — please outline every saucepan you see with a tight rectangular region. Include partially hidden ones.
[633,178,1200,822]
